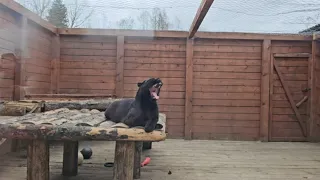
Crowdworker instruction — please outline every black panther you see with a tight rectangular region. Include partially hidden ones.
[104,78,163,132]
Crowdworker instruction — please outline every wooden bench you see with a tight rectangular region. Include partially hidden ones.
[0,108,167,180]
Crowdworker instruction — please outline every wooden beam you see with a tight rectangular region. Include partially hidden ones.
[24,94,115,99]
[260,39,271,142]
[195,32,313,41]
[50,34,60,94]
[184,38,194,140]
[188,0,214,39]
[116,36,125,98]
[0,0,57,34]
[57,28,313,41]
[58,28,188,38]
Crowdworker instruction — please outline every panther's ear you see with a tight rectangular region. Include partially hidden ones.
[137,80,145,87]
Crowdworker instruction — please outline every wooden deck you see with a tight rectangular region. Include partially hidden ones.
[0,139,319,180]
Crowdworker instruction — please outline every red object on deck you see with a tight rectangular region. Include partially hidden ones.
[141,157,151,167]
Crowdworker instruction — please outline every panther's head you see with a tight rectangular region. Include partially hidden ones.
[136,78,163,101]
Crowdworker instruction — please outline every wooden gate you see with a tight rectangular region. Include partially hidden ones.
[269,53,311,141]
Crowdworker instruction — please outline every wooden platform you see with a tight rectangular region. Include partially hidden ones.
[0,108,166,141]
[0,107,167,180]
[0,139,319,180]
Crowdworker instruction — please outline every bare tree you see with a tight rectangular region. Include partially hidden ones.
[117,17,135,29]
[66,0,94,28]
[150,7,170,30]
[32,0,52,18]
[137,10,151,30]
[16,0,52,19]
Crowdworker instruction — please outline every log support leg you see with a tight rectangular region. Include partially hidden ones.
[27,140,49,180]
[62,141,79,176]
[142,142,152,150]
[113,141,135,180]
[134,142,143,179]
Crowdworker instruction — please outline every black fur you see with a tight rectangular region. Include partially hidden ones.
[104,78,163,132]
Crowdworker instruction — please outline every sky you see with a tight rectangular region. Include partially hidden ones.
[16,0,320,34]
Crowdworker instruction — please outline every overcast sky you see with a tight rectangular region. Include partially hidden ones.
[18,0,320,33]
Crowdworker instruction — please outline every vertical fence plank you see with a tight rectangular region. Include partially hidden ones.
[14,15,28,100]
[268,49,274,141]
[260,39,271,141]
[50,34,60,94]
[307,54,312,138]
[184,38,194,140]
[309,36,318,141]
[116,36,125,98]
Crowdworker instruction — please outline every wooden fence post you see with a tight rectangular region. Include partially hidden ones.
[260,39,271,141]
[184,38,194,140]
[116,36,124,98]
[309,35,319,141]
[50,34,60,94]
[14,15,28,101]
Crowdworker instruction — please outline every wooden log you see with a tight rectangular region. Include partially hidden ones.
[27,140,49,180]
[62,141,79,176]
[113,141,135,180]
[0,124,166,141]
[44,99,119,111]
[4,108,104,126]
[25,94,115,100]
[0,101,44,116]
[0,101,40,152]
[133,142,143,179]
[0,106,26,116]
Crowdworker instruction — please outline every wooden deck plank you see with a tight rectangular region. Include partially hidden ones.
[0,140,319,179]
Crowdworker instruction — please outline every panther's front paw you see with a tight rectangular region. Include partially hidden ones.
[144,126,154,133]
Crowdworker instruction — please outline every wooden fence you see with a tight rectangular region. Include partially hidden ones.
[1,2,320,141]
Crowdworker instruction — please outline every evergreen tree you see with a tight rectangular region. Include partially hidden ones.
[46,0,68,28]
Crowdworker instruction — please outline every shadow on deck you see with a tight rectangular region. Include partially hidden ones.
[0,139,320,180]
